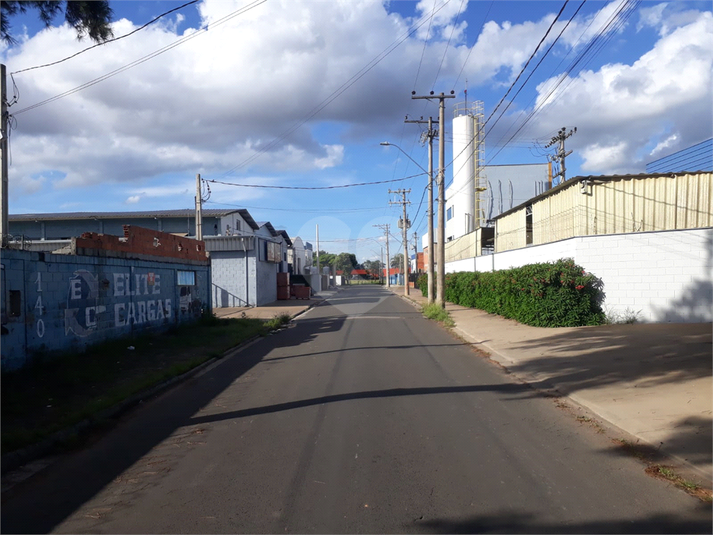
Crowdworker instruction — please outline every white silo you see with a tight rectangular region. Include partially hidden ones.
[445,101,484,241]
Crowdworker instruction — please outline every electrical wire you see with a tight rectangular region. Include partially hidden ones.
[431,0,465,91]
[413,0,440,91]
[483,0,639,167]
[216,0,454,178]
[451,0,494,92]
[10,0,200,75]
[13,0,266,115]
[204,172,426,190]
[205,200,385,213]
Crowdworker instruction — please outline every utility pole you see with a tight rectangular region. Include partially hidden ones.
[405,116,438,304]
[1,64,9,247]
[412,231,418,275]
[389,189,411,296]
[195,173,203,240]
[546,126,577,186]
[412,91,455,307]
[373,224,390,288]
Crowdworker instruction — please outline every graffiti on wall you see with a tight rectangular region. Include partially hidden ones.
[65,270,105,336]
[64,270,175,337]
[112,272,172,327]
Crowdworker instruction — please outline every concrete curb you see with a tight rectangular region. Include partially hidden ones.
[391,290,711,482]
[1,308,313,478]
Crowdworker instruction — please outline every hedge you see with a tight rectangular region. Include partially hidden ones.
[417,259,605,327]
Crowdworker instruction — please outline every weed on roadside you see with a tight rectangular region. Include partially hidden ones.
[645,464,712,502]
[421,303,455,328]
[264,313,291,332]
[1,316,267,455]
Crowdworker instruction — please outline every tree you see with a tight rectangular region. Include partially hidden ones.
[334,252,357,278]
[391,253,404,269]
[363,259,381,280]
[2,1,114,45]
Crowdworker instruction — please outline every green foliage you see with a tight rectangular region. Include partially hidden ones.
[425,259,605,327]
[2,1,114,45]
[391,253,404,268]
[417,274,428,297]
[421,303,454,327]
[263,313,291,331]
[313,251,357,276]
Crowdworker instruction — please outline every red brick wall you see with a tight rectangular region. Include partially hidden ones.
[75,226,208,263]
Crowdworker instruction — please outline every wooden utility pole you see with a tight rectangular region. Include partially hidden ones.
[389,189,411,296]
[405,116,438,304]
[1,64,8,247]
[412,91,455,307]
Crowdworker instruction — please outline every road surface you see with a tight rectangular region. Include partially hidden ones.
[2,286,710,533]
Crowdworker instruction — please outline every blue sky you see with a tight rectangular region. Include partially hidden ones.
[2,0,711,262]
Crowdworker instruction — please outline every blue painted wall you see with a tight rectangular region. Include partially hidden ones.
[1,249,210,371]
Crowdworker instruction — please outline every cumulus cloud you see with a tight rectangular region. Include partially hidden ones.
[2,0,711,206]
[125,195,141,204]
[523,10,713,175]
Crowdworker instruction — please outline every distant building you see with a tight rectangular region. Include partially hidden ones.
[646,138,712,174]
[8,208,259,242]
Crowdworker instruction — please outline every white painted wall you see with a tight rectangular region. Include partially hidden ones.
[444,228,712,323]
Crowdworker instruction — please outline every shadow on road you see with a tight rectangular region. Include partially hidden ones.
[188,383,531,426]
[0,302,346,534]
[414,510,712,534]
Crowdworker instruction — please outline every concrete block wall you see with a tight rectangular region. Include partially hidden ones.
[444,228,712,323]
[1,249,210,371]
[211,250,253,307]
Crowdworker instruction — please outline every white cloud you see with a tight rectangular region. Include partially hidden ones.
[637,2,704,36]
[125,195,141,204]
[523,10,713,175]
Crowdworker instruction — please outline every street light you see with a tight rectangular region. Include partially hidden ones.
[380,142,428,175]
[381,140,434,302]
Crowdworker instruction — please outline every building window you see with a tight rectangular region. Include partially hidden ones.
[177,270,196,286]
[447,207,454,221]
[525,205,533,245]
[9,290,22,317]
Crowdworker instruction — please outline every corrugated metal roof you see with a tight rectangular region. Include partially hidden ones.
[257,221,277,236]
[235,209,259,230]
[492,170,712,220]
[276,230,292,247]
[8,208,240,221]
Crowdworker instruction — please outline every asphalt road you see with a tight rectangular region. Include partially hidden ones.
[2,286,711,533]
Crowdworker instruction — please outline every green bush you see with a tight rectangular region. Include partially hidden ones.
[426,259,605,327]
[417,274,428,297]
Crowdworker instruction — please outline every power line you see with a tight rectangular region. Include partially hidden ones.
[204,172,426,190]
[218,1,454,178]
[482,0,571,132]
[12,0,266,115]
[451,0,494,92]
[205,200,385,213]
[483,0,639,167]
[10,0,200,75]
[431,0,466,91]
[413,0,440,91]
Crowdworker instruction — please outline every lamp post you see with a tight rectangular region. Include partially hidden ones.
[381,141,433,302]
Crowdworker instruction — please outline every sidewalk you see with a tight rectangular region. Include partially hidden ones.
[213,289,339,320]
[389,286,712,482]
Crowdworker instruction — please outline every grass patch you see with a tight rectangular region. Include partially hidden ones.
[2,315,274,455]
[645,464,711,500]
[263,313,292,332]
[422,303,455,328]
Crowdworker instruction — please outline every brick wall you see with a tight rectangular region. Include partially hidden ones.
[74,226,209,263]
